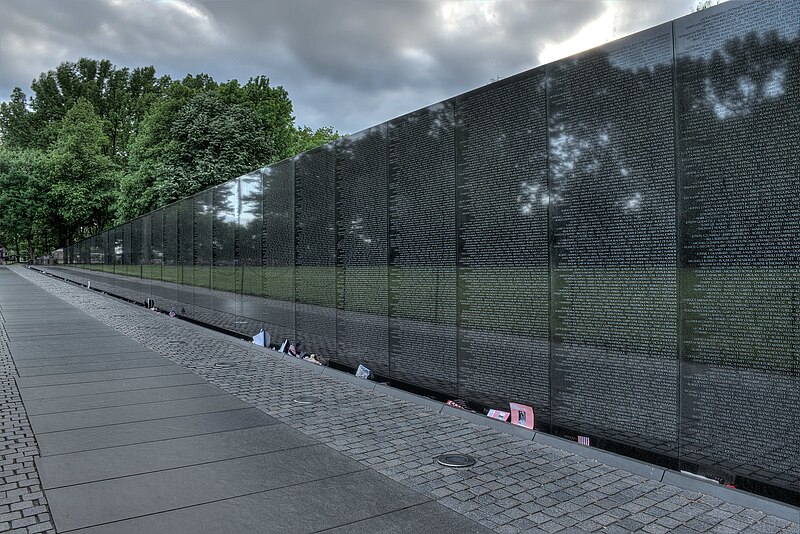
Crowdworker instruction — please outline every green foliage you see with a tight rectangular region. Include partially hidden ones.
[0,56,341,257]
[0,88,34,148]
[289,125,341,155]
[218,76,296,159]
[170,92,268,195]
[114,81,200,220]
[0,147,49,258]
[45,98,117,242]
[18,58,165,155]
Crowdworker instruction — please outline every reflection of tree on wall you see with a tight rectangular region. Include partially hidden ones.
[239,173,263,270]
[679,30,799,372]
[548,46,674,265]
[261,162,295,301]
[211,182,237,268]
[296,146,336,267]
[547,28,679,451]
[130,218,143,266]
[295,145,336,309]
[389,102,456,325]
[336,126,388,315]
[677,29,799,495]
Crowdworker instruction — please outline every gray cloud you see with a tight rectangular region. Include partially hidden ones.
[1,0,698,133]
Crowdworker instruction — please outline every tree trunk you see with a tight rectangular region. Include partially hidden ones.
[27,232,34,262]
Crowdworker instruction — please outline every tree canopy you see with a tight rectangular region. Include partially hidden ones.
[0,58,340,259]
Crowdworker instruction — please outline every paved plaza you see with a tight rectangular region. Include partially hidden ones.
[0,265,797,533]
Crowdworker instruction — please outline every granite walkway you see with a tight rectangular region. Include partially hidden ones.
[0,267,487,533]
[1,265,798,533]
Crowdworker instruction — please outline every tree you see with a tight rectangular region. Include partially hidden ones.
[218,76,296,160]
[8,58,166,159]
[1,57,342,240]
[166,91,269,198]
[0,147,48,260]
[289,125,340,155]
[114,80,196,221]
[0,88,34,148]
[45,98,117,246]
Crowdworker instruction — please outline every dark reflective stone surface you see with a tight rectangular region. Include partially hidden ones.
[195,190,213,290]
[676,0,800,498]
[178,196,193,288]
[455,69,550,415]
[130,220,141,270]
[104,229,113,272]
[262,160,295,342]
[163,204,178,301]
[238,171,263,330]
[295,147,337,356]
[212,181,237,324]
[336,125,389,374]
[122,222,131,267]
[114,228,123,269]
[141,215,151,267]
[57,0,799,504]
[549,23,679,460]
[388,101,457,394]
[150,209,164,292]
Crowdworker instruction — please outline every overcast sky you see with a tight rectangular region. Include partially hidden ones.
[0,0,710,134]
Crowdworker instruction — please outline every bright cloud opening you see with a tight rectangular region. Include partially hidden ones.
[538,2,622,65]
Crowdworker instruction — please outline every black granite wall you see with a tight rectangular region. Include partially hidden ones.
[58,0,799,505]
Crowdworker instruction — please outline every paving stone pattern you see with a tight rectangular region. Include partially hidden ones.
[13,267,800,534]
[0,315,55,533]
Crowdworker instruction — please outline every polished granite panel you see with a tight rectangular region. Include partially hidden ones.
[261,159,295,342]
[335,126,390,375]
[675,0,800,496]
[549,23,678,458]
[455,68,550,413]
[294,145,337,356]
[388,101,457,394]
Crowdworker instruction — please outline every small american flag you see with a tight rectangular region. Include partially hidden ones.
[578,436,590,446]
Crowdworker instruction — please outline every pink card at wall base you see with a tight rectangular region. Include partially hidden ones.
[487,409,510,421]
[509,403,534,430]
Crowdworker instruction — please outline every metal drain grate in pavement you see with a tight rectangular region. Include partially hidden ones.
[435,453,476,468]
